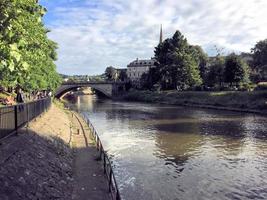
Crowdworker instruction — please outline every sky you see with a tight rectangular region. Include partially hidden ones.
[39,0,267,75]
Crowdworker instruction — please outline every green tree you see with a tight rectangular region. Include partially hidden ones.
[206,56,225,88]
[251,39,267,68]
[0,0,61,92]
[189,45,208,83]
[105,66,117,81]
[140,73,150,89]
[224,54,249,86]
[118,69,127,81]
[154,30,202,90]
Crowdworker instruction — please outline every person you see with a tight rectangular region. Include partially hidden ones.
[16,88,25,104]
[16,88,25,112]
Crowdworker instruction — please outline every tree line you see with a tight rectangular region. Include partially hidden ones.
[140,30,267,91]
[0,0,61,93]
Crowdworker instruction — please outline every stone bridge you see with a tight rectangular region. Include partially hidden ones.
[55,81,126,98]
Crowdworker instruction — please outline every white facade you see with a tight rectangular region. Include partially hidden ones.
[127,58,156,83]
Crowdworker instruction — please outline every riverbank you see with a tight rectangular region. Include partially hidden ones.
[0,102,110,200]
[121,90,267,115]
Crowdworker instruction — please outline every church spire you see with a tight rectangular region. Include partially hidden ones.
[159,24,163,44]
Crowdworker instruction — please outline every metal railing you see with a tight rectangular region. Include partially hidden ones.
[81,113,121,200]
[0,98,52,140]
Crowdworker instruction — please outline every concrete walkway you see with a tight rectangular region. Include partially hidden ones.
[0,103,110,200]
[70,113,111,200]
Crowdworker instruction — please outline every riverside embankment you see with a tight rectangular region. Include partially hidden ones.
[0,102,110,200]
[121,90,267,115]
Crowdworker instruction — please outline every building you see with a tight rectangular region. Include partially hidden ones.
[126,25,162,86]
[127,58,157,83]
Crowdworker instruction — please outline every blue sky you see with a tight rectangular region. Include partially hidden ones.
[40,0,267,75]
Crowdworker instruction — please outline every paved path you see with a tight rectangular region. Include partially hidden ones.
[70,113,111,200]
[0,103,110,200]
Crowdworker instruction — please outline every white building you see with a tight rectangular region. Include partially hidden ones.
[126,58,157,84]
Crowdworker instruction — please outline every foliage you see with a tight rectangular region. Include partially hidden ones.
[224,53,250,86]
[154,30,202,90]
[140,67,160,90]
[238,82,256,91]
[189,45,208,82]
[0,0,61,91]
[105,66,127,82]
[251,39,267,68]
[206,56,225,88]
[140,73,150,89]
[123,90,267,111]
[105,66,118,81]
[118,69,127,81]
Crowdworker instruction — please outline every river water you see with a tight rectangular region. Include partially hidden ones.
[68,95,267,200]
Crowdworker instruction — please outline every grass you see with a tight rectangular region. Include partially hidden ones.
[122,90,267,112]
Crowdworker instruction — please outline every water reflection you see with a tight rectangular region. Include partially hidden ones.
[67,95,267,200]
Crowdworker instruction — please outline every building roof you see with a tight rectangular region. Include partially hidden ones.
[127,58,157,67]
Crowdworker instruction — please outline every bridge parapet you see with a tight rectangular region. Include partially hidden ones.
[55,81,126,98]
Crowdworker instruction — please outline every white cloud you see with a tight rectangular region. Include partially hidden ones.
[43,0,267,75]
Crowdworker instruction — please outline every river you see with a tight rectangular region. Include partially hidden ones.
[67,95,267,200]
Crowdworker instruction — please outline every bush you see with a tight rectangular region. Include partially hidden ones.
[239,83,257,91]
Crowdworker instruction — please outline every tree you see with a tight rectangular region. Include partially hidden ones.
[189,45,208,83]
[140,73,150,89]
[206,56,225,88]
[154,30,202,90]
[105,66,117,81]
[0,0,61,92]
[224,54,249,86]
[118,69,127,81]
[251,39,267,68]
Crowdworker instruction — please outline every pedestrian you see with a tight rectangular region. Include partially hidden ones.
[16,88,25,111]
[16,88,25,103]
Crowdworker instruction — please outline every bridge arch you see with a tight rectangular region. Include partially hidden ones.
[55,84,112,99]
[55,81,126,99]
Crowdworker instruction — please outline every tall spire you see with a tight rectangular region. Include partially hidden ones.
[159,24,163,44]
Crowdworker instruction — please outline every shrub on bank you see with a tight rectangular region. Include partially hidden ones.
[122,90,267,111]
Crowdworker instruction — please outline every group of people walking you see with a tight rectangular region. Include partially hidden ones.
[1,89,52,106]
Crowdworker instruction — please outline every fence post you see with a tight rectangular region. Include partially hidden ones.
[103,154,106,174]
[14,106,18,134]
[27,103,29,128]
[116,192,120,200]
[109,169,112,192]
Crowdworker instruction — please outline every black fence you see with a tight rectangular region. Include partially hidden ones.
[0,98,51,140]
[81,113,121,200]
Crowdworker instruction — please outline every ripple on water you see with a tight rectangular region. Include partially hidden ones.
[69,96,267,200]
